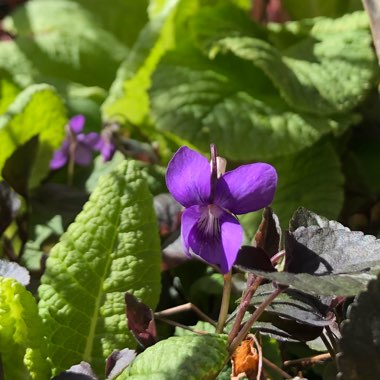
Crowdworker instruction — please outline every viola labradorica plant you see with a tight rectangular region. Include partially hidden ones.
[50,115,102,170]
[166,145,277,273]
[50,115,117,171]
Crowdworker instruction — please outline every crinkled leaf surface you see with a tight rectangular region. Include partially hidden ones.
[337,274,380,379]
[117,335,228,380]
[0,277,50,379]
[213,12,376,115]
[150,45,355,160]
[252,222,380,296]
[38,161,161,375]
[3,0,128,88]
[0,84,67,187]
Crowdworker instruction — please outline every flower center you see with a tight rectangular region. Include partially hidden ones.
[197,204,223,240]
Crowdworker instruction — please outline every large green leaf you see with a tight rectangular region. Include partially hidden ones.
[0,84,67,188]
[0,277,50,379]
[3,0,128,88]
[117,335,228,380]
[68,0,149,47]
[193,8,376,115]
[102,0,181,125]
[150,45,355,161]
[240,141,344,238]
[283,0,362,19]
[38,161,161,375]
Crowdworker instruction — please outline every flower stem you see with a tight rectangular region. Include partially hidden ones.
[229,286,283,353]
[215,271,232,333]
[67,142,76,186]
[228,275,262,344]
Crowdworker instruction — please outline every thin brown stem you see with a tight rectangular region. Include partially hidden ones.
[155,316,209,335]
[262,357,292,379]
[325,326,338,352]
[251,335,263,380]
[321,332,336,359]
[270,250,285,265]
[216,271,232,333]
[230,287,284,353]
[283,353,331,367]
[228,275,262,344]
[67,143,76,186]
[154,302,216,326]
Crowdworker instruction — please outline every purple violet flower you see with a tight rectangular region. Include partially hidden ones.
[166,145,278,273]
[50,115,106,170]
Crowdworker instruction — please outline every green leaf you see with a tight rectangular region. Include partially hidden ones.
[283,0,362,19]
[337,273,380,379]
[0,75,21,113]
[117,335,228,380]
[0,277,50,379]
[240,141,344,238]
[0,41,37,87]
[68,0,149,47]
[3,0,128,88]
[214,25,375,115]
[102,0,180,125]
[38,160,161,375]
[271,141,344,227]
[193,7,376,115]
[0,84,67,188]
[150,45,356,160]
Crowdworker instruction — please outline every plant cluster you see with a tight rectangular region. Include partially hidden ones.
[1,0,380,379]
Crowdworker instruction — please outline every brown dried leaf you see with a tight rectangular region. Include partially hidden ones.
[231,338,259,379]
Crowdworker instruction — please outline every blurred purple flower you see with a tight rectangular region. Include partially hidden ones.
[166,146,277,273]
[50,115,116,170]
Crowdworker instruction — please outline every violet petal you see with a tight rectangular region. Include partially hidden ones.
[100,141,116,161]
[181,205,203,257]
[69,115,85,134]
[50,140,69,170]
[188,208,242,273]
[166,146,211,208]
[77,132,102,148]
[74,143,93,166]
[215,163,277,215]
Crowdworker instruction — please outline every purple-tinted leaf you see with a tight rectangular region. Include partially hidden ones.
[124,293,157,348]
[338,274,380,379]
[153,193,182,237]
[289,207,346,232]
[0,181,20,236]
[253,207,281,258]
[105,349,136,380]
[234,246,276,273]
[162,236,192,271]
[0,260,30,285]
[231,312,323,342]
[52,361,98,380]
[284,231,323,274]
[250,284,335,327]
[247,220,380,296]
